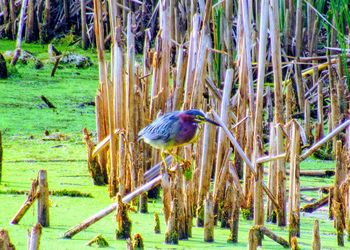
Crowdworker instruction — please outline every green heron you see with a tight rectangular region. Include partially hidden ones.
[138,109,220,166]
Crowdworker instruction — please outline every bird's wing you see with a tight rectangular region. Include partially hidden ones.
[138,112,179,142]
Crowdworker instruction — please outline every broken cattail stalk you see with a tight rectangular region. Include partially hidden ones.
[115,193,132,240]
[204,192,214,242]
[38,170,49,227]
[86,234,109,247]
[227,184,240,243]
[11,0,28,66]
[132,233,144,249]
[288,121,301,240]
[28,223,42,250]
[165,198,179,244]
[0,229,15,250]
[11,179,39,224]
[161,167,171,224]
[312,220,321,250]
[154,212,161,234]
[300,195,328,213]
[83,128,107,185]
[333,140,345,246]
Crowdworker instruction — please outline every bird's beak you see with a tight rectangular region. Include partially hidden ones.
[204,117,221,127]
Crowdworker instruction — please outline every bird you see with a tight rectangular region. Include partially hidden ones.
[138,109,221,167]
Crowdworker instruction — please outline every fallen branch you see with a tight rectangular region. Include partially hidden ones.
[301,195,329,213]
[63,175,161,239]
[259,226,289,248]
[10,179,39,224]
[300,120,350,161]
[40,95,56,109]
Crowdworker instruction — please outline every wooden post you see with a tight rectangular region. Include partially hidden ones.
[38,170,49,227]
[204,192,214,242]
[269,0,286,226]
[28,223,42,250]
[312,220,321,250]
[288,121,301,241]
[80,0,88,49]
[11,0,29,66]
[0,229,15,250]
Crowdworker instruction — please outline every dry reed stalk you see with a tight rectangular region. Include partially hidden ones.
[285,83,293,121]
[161,166,171,224]
[93,0,110,194]
[197,113,217,226]
[213,69,233,195]
[80,0,88,49]
[115,194,132,239]
[11,0,28,66]
[38,170,49,227]
[288,121,301,241]
[334,140,345,246]
[204,192,214,242]
[304,100,312,143]
[328,56,340,153]
[173,45,188,110]
[312,219,321,250]
[159,0,171,112]
[252,0,269,232]
[221,182,234,228]
[175,167,188,239]
[224,0,233,67]
[185,178,193,238]
[83,128,107,185]
[149,37,161,120]
[0,229,15,250]
[165,198,179,244]
[227,181,240,243]
[138,168,147,213]
[269,0,286,226]
[267,123,277,222]
[294,0,304,112]
[183,14,201,110]
[28,223,42,250]
[10,179,38,224]
[25,0,37,42]
[241,0,254,118]
[126,13,139,192]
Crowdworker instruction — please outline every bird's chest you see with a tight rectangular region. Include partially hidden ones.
[175,122,199,144]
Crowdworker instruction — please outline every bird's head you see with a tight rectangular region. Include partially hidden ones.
[183,109,221,126]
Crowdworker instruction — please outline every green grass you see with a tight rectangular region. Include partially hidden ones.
[0,40,349,249]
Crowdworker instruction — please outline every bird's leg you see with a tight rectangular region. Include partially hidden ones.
[169,149,191,170]
[160,151,168,169]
